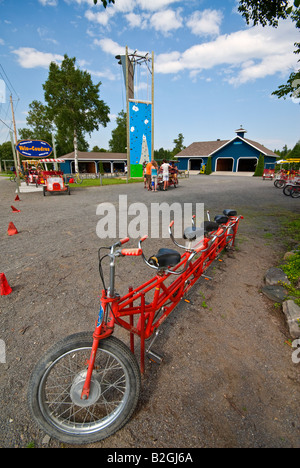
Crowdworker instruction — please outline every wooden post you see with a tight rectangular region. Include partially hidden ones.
[126,46,130,183]
[10,95,21,171]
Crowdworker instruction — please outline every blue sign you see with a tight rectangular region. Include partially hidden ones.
[16,140,53,158]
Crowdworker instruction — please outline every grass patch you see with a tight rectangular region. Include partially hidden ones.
[278,214,300,248]
[280,251,300,307]
[69,177,143,188]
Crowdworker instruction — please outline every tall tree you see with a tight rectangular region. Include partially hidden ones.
[238,0,300,100]
[43,54,110,172]
[172,133,186,157]
[93,0,115,6]
[19,100,54,143]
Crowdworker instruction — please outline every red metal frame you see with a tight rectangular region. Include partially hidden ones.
[43,171,69,193]
[80,213,243,402]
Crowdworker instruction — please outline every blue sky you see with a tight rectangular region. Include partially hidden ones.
[0,0,299,154]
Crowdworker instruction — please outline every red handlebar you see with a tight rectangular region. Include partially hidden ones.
[121,248,143,256]
[120,237,130,245]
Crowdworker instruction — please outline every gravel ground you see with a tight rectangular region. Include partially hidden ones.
[0,174,299,448]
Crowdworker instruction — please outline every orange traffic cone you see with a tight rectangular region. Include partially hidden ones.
[7,222,18,236]
[0,273,12,296]
[14,194,20,201]
[11,205,20,213]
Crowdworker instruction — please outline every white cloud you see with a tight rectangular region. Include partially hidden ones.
[187,9,223,37]
[150,8,183,33]
[85,8,115,27]
[94,38,148,58]
[155,20,299,85]
[136,0,181,11]
[85,0,183,30]
[38,0,58,6]
[125,12,149,29]
[12,47,64,68]
[87,68,117,81]
[94,38,125,56]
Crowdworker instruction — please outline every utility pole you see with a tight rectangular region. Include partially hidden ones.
[125,46,130,182]
[10,95,21,171]
[10,131,20,194]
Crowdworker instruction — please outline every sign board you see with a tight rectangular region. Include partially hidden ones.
[16,140,53,158]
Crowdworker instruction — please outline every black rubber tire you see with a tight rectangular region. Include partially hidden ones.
[291,186,300,198]
[28,332,141,445]
[274,179,285,188]
[283,184,293,196]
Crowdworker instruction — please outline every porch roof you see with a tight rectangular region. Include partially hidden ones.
[62,151,127,161]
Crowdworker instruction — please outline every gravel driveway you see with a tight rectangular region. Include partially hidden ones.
[0,174,299,448]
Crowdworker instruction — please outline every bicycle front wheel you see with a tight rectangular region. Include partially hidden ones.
[28,333,141,445]
[283,184,293,196]
[291,186,300,198]
[274,179,285,188]
[75,174,83,184]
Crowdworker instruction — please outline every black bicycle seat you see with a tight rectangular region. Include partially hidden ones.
[223,209,237,217]
[148,248,181,268]
[183,226,203,240]
[214,215,229,224]
[202,221,219,234]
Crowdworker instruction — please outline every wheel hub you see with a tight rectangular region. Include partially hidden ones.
[70,371,101,407]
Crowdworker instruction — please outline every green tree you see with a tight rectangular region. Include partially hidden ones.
[92,145,107,152]
[109,110,127,153]
[154,147,172,161]
[19,100,54,143]
[288,140,300,158]
[0,141,14,171]
[238,0,300,100]
[18,100,89,156]
[254,153,264,176]
[274,144,290,157]
[171,133,186,158]
[205,157,212,175]
[93,0,115,6]
[43,54,110,172]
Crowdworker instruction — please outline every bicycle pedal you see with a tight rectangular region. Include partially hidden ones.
[183,298,193,305]
[146,350,164,365]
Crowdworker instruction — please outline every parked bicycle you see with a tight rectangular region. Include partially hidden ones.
[28,209,243,445]
[69,173,83,184]
[283,179,300,197]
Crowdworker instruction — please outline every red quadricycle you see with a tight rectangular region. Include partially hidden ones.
[157,169,179,189]
[42,171,70,196]
[262,168,275,180]
[28,208,243,445]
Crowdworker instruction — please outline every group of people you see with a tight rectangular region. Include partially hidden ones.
[143,159,178,191]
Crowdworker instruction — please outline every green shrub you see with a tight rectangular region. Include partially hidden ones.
[205,157,212,175]
[253,153,264,176]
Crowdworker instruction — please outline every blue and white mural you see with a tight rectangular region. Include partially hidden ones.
[129,101,152,177]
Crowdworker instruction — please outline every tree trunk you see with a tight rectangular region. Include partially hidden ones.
[74,129,79,173]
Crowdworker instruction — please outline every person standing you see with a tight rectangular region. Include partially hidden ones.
[145,160,152,191]
[143,161,147,188]
[170,161,178,184]
[151,160,158,191]
[160,159,170,191]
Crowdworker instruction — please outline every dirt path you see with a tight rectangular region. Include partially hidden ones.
[0,175,299,448]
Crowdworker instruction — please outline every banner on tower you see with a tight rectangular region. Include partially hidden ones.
[129,100,152,178]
